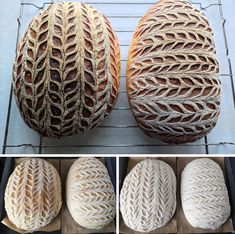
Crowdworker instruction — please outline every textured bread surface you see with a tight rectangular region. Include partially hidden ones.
[181,158,230,229]
[4,159,62,231]
[66,157,116,230]
[120,159,176,232]
[13,2,120,137]
[126,0,220,144]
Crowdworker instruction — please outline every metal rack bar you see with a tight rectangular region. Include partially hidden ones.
[218,0,235,109]
[3,142,235,149]
[2,0,235,153]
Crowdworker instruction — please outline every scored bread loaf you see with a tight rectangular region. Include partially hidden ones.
[126,0,221,144]
[120,159,176,232]
[13,2,120,137]
[181,158,230,229]
[66,157,116,229]
[4,158,62,231]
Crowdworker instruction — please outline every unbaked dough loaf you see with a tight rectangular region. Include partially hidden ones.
[120,159,176,232]
[13,2,120,137]
[4,158,62,231]
[181,158,230,229]
[126,0,220,144]
[66,157,116,229]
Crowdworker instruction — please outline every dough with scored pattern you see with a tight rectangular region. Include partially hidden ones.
[66,157,116,230]
[181,158,230,229]
[4,158,62,232]
[120,159,176,232]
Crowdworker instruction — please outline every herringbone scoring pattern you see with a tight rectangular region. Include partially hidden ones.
[66,157,116,230]
[13,2,120,137]
[126,0,221,144]
[181,158,231,229]
[120,159,176,232]
[4,159,62,231]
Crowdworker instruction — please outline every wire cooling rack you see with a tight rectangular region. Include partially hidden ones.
[1,0,235,154]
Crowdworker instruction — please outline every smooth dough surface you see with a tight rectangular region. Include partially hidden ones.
[120,159,176,232]
[181,158,230,229]
[66,157,116,229]
[5,158,62,231]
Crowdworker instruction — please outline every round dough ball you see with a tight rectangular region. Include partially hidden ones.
[5,158,62,231]
[120,159,176,232]
[66,157,116,229]
[13,2,120,137]
[181,158,230,229]
[126,0,221,144]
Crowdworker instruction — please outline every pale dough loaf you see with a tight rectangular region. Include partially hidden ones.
[4,158,62,231]
[181,158,231,229]
[66,157,116,230]
[120,159,176,232]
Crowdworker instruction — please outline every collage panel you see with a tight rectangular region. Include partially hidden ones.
[0,157,117,234]
[0,0,235,155]
[119,156,235,234]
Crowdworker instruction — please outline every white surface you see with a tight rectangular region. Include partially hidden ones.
[0,0,235,154]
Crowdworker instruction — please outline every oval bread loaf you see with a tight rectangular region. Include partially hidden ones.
[126,0,221,144]
[181,158,230,229]
[66,157,116,229]
[4,158,62,231]
[13,2,120,137]
[120,159,176,232]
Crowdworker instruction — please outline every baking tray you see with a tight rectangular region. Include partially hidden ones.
[119,157,235,234]
[0,157,116,234]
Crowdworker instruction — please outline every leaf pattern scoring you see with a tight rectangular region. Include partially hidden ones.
[13,2,120,137]
[126,0,221,143]
[4,159,62,231]
[66,157,116,230]
[181,158,230,229]
[120,159,176,232]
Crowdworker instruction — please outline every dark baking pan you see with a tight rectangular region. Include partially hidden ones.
[225,157,235,231]
[105,157,116,193]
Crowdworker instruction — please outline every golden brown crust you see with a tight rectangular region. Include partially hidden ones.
[126,0,220,144]
[13,2,120,137]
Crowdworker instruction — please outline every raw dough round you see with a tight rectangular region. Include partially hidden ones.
[120,159,176,232]
[181,158,230,229]
[66,157,116,229]
[5,158,62,231]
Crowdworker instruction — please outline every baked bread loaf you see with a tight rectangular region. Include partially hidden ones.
[120,159,176,232]
[4,158,62,231]
[66,157,116,229]
[126,0,220,144]
[181,158,230,229]
[13,2,120,137]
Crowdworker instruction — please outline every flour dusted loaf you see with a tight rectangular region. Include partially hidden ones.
[13,2,120,137]
[66,157,116,229]
[120,159,176,232]
[181,158,230,229]
[4,158,62,231]
[126,0,220,144]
